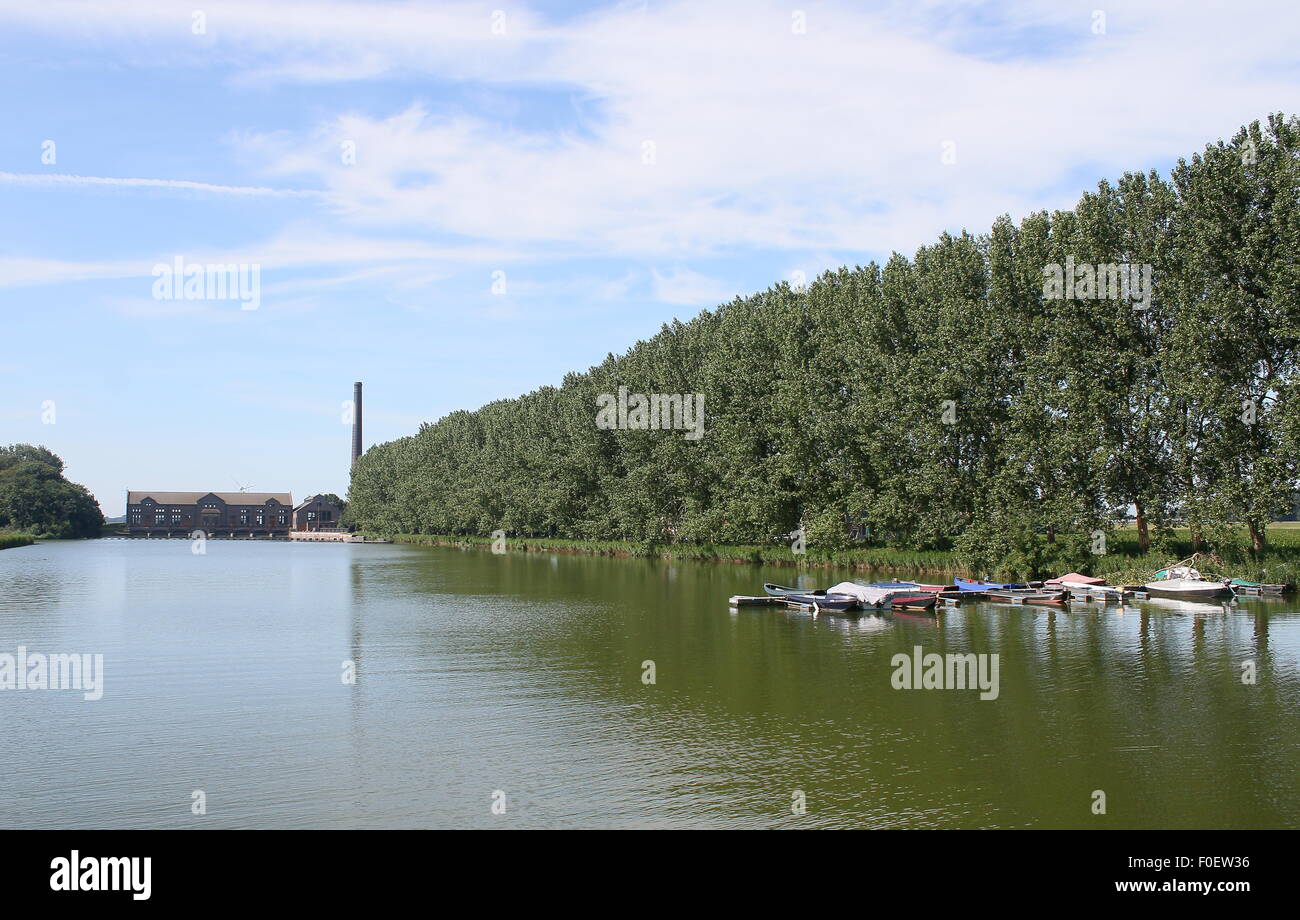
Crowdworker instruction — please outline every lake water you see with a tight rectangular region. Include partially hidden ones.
[1,539,1297,829]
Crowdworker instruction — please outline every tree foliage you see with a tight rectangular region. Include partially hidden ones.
[349,117,1300,566]
[0,444,103,538]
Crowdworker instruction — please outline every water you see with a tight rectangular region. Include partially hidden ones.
[1,539,1297,829]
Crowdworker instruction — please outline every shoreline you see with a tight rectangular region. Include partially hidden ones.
[377,533,967,575]
[367,532,1300,586]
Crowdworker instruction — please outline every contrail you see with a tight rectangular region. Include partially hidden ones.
[0,171,323,198]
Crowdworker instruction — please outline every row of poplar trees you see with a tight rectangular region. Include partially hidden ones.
[349,116,1300,561]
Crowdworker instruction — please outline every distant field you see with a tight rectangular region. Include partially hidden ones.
[1114,524,1300,541]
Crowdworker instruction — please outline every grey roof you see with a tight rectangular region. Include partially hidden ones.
[128,491,293,506]
[294,495,342,511]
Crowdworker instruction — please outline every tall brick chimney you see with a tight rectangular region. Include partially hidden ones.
[351,381,364,468]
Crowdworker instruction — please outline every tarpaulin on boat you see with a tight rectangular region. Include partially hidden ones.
[825,582,906,606]
[1045,572,1105,585]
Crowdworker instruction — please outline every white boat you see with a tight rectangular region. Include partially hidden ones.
[1059,581,1133,602]
[1143,565,1232,600]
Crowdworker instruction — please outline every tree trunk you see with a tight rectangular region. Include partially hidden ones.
[1135,500,1150,553]
[1248,519,1266,553]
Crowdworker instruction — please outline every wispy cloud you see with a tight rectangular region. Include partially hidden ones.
[0,171,321,197]
[0,231,523,290]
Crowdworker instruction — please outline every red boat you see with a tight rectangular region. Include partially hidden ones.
[887,593,938,611]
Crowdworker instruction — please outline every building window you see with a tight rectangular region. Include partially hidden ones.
[131,513,142,524]
[256,513,264,525]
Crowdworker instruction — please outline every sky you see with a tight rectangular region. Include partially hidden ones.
[2,0,1298,517]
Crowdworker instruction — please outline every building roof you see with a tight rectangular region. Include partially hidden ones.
[294,495,342,511]
[128,491,293,506]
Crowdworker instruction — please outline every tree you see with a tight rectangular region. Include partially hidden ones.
[0,444,103,538]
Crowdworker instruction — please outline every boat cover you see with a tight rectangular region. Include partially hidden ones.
[826,582,909,606]
[1045,572,1106,586]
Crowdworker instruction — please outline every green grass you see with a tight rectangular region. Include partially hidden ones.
[376,534,1008,576]
[0,533,35,550]
[370,528,1300,585]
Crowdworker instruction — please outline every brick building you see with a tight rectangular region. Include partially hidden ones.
[125,491,293,536]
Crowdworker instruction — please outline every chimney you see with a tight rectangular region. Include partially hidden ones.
[351,381,364,468]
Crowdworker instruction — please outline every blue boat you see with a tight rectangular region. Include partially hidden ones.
[955,578,1033,592]
[954,578,1004,592]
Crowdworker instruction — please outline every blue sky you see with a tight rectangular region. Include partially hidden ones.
[2,0,1298,516]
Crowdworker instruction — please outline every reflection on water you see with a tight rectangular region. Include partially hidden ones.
[1,539,1297,829]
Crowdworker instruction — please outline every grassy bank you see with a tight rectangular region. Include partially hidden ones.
[0,533,35,551]
[369,529,1300,586]
[379,533,964,573]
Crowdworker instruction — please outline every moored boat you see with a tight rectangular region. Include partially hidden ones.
[824,581,922,608]
[764,583,825,597]
[886,593,938,611]
[1045,572,1105,587]
[1229,578,1292,596]
[782,593,859,613]
[1143,565,1232,600]
[729,595,787,606]
[985,588,1070,605]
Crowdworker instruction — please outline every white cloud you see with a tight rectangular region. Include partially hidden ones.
[651,267,738,306]
[3,0,1298,279]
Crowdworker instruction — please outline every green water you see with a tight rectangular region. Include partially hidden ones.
[1,539,1297,828]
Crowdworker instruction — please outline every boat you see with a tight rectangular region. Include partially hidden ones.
[782,593,860,613]
[985,588,1070,605]
[1143,565,1232,600]
[823,581,924,608]
[886,593,938,611]
[764,583,826,597]
[1045,572,1105,587]
[954,578,1035,592]
[955,578,998,591]
[729,595,787,607]
[1047,575,1133,602]
[1229,578,1292,596]
[1066,583,1133,602]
